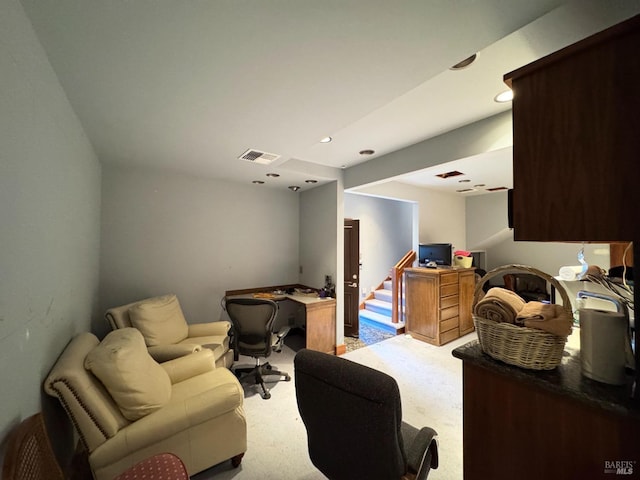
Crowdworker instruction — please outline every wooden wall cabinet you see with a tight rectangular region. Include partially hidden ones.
[405,267,475,346]
[504,14,640,242]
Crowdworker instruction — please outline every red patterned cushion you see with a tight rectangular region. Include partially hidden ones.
[115,453,188,480]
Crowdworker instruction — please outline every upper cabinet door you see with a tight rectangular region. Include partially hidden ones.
[504,15,640,242]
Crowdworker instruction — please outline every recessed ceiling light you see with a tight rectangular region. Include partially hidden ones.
[340,165,347,169]
[494,89,513,103]
[252,180,265,185]
[449,53,477,70]
[305,179,318,184]
[288,186,301,192]
[359,149,375,155]
[320,136,332,143]
[266,173,280,178]
[458,179,471,183]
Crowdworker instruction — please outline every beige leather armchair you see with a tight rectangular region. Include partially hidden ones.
[45,329,247,480]
[106,294,233,368]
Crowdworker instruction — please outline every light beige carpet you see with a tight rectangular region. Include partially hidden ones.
[193,331,477,480]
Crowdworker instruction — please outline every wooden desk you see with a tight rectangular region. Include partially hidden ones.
[225,284,336,355]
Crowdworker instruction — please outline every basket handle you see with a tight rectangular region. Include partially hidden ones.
[473,264,572,317]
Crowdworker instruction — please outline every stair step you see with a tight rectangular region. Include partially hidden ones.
[359,309,405,334]
[374,289,392,302]
[382,280,405,293]
[364,298,392,316]
[374,288,406,305]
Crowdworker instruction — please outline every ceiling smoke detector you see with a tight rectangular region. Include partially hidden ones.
[238,149,281,165]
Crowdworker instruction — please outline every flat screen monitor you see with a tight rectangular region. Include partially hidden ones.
[419,243,452,266]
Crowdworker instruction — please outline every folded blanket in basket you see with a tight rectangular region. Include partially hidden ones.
[474,287,526,324]
[517,301,572,337]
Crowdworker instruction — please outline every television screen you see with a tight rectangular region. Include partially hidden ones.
[419,243,452,266]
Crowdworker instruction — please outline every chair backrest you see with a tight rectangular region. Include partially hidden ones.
[44,333,130,453]
[294,348,407,480]
[224,298,278,359]
[105,300,138,329]
[2,413,64,480]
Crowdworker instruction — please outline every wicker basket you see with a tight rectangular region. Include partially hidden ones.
[473,264,571,370]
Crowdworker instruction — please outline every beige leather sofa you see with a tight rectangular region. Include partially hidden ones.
[45,329,247,480]
[105,294,234,368]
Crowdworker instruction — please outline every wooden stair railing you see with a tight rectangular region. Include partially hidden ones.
[391,250,416,324]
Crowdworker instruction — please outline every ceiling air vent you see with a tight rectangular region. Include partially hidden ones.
[436,170,464,179]
[486,186,508,192]
[238,149,280,165]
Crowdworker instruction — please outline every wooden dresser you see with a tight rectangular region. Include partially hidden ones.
[405,267,475,346]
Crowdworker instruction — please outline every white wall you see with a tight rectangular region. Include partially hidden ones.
[352,181,466,252]
[344,111,512,189]
[344,193,414,299]
[99,165,299,330]
[0,0,101,461]
[466,192,610,277]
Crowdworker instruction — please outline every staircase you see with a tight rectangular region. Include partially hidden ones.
[359,279,405,335]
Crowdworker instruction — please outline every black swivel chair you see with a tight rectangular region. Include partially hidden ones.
[294,349,439,480]
[224,297,291,399]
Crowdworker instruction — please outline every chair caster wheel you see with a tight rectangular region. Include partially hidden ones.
[284,375,291,381]
[265,364,272,370]
[262,392,271,399]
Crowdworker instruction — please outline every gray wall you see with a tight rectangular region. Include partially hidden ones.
[0,0,101,456]
[466,192,610,277]
[299,181,343,344]
[344,193,414,299]
[99,165,300,330]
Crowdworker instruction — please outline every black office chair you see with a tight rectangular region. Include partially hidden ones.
[294,349,439,480]
[224,297,291,399]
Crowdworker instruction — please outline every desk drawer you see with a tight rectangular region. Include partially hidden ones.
[441,272,458,285]
[441,283,458,297]
[440,326,460,345]
[441,305,459,320]
[441,295,459,309]
[441,316,459,332]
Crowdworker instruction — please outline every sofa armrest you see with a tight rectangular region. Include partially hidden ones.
[188,321,230,337]
[161,350,215,384]
[147,344,202,363]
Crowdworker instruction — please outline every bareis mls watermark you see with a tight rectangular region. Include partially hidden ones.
[604,460,636,475]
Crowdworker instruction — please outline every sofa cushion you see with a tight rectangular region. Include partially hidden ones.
[84,328,172,421]
[128,294,189,346]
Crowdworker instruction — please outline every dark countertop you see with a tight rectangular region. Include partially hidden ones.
[453,339,640,420]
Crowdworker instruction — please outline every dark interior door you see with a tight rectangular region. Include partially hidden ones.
[344,219,360,338]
